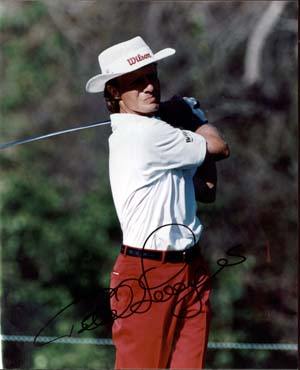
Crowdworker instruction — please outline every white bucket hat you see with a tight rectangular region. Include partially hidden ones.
[85,36,176,93]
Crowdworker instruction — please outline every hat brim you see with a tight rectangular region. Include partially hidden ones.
[85,47,176,93]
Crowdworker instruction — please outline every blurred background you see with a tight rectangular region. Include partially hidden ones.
[0,1,298,369]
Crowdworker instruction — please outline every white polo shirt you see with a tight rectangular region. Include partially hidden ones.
[108,113,207,251]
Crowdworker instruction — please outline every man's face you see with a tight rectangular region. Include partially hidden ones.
[116,63,160,116]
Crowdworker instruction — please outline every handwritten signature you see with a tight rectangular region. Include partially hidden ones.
[34,241,246,346]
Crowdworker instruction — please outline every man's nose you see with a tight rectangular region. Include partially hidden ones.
[143,79,154,92]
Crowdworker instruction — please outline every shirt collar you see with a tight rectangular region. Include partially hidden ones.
[110,113,158,131]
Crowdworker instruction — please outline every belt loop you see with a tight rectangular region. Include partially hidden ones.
[161,250,167,263]
[123,245,128,258]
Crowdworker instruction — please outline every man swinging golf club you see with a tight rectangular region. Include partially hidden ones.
[86,36,229,369]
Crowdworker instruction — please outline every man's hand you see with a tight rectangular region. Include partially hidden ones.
[182,97,208,124]
[158,95,208,131]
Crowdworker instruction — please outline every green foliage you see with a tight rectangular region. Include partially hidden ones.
[1,156,118,367]
[0,2,46,31]
[32,344,115,369]
[1,32,70,113]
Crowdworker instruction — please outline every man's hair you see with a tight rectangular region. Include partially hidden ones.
[104,79,120,114]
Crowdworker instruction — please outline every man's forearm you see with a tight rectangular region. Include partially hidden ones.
[195,124,230,160]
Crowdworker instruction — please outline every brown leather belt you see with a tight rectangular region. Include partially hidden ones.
[120,244,200,263]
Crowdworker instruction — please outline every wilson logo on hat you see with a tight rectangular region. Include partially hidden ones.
[127,53,151,66]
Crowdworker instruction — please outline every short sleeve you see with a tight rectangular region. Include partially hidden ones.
[141,120,207,171]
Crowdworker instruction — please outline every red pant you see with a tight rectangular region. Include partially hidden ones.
[109,248,211,369]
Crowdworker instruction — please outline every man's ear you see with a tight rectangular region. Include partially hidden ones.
[106,84,121,100]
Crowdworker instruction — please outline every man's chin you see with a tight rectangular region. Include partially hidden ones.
[138,103,159,116]
[152,102,160,112]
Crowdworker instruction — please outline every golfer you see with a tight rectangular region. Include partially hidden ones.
[86,36,229,369]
